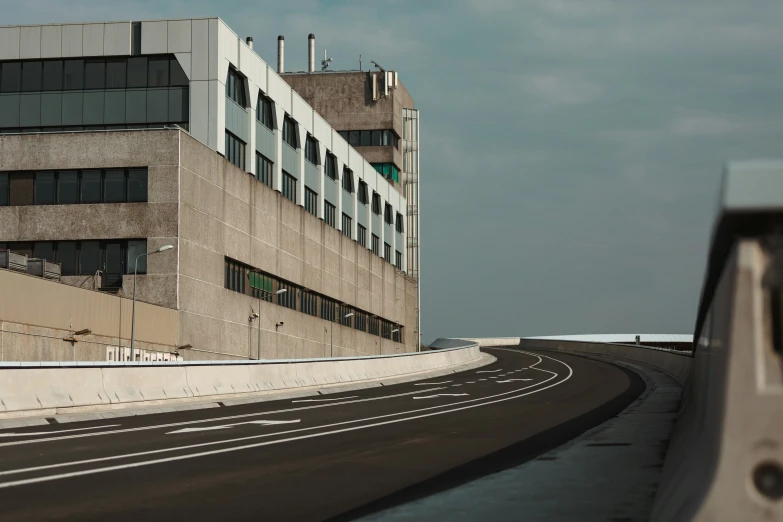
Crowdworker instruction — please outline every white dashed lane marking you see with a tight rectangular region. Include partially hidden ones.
[412,394,469,400]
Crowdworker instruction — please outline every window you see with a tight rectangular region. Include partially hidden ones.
[342,214,352,238]
[371,234,380,256]
[396,212,404,233]
[104,169,126,203]
[126,57,147,88]
[342,167,354,193]
[358,181,369,205]
[339,304,352,326]
[57,171,79,204]
[372,163,401,183]
[354,311,367,332]
[282,116,298,148]
[128,168,148,202]
[349,131,360,146]
[396,251,402,270]
[337,130,348,141]
[148,58,169,88]
[360,130,371,146]
[277,281,297,310]
[249,271,273,299]
[324,202,336,228]
[63,59,84,90]
[0,173,8,207]
[21,61,42,92]
[321,297,336,322]
[225,67,246,106]
[257,93,274,129]
[106,60,126,89]
[301,290,317,316]
[325,153,337,180]
[357,224,367,247]
[34,171,55,205]
[372,192,381,215]
[256,153,273,188]
[384,243,392,263]
[338,130,399,149]
[282,171,297,203]
[42,60,63,90]
[393,327,402,343]
[84,60,106,89]
[7,239,146,278]
[368,316,380,336]
[0,62,21,92]
[384,203,394,225]
[224,257,248,294]
[304,135,319,165]
[305,187,318,216]
[225,131,246,170]
[81,170,102,203]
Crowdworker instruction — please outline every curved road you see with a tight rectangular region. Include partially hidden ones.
[0,348,643,521]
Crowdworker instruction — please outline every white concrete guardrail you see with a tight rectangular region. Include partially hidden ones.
[0,342,481,418]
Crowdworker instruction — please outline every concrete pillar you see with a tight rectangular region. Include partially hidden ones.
[273,104,285,192]
[296,124,306,208]
[317,142,325,219]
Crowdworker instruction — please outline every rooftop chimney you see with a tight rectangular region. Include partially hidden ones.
[246,36,253,50]
[277,35,285,73]
[308,34,315,73]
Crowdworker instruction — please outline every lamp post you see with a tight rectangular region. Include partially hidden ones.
[130,244,173,361]
[250,281,286,360]
[332,312,353,358]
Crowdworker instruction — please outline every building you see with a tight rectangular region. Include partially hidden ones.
[0,18,418,360]
[280,35,421,346]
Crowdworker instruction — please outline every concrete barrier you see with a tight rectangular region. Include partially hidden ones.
[0,342,481,417]
[453,337,521,347]
[515,338,692,384]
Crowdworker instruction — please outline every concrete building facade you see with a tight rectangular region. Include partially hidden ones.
[282,53,421,346]
[0,18,418,360]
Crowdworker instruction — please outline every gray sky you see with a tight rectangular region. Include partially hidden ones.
[6,1,783,341]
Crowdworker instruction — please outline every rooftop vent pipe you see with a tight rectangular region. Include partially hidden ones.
[308,34,315,73]
[277,35,285,73]
[246,36,253,50]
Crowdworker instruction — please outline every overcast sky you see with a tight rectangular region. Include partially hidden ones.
[6,1,783,341]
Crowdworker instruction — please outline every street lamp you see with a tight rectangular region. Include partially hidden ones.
[130,244,173,361]
[249,277,286,360]
[383,328,400,341]
[332,312,353,358]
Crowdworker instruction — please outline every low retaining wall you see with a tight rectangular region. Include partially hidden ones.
[517,338,692,385]
[457,337,521,347]
[0,343,480,416]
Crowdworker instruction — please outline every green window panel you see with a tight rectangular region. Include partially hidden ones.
[19,94,41,127]
[146,88,168,123]
[40,93,62,127]
[125,90,146,124]
[82,91,105,125]
[61,92,83,126]
[0,94,20,127]
[104,90,126,124]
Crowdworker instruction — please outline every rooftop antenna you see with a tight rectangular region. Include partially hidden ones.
[359,54,362,71]
[370,60,386,73]
[321,49,333,71]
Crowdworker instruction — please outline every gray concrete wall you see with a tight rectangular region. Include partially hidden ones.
[177,131,418,360]
[0,130,181,309]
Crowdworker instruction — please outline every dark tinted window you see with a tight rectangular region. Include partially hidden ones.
[127,239,147,274]
[34,171,56,204]
[58,241,77,276]
[0,62,21,92]
[33,241,55,263]
[170,57,188,86]
[63,60,84,90]
[148,58,169,87]
[257,94,273,129]
[360,130,371,146]
[349,131,360,146]
[371,130,381,146]
[84,61,105,89]
[127,168,147,202]
[42,60,63,90]
[80,170,101,203]
[21,61,42,92]
[104,169,126,203]
[79,240,100,274]
[106,60,126,89]
[0,173,8,206]
[126,57,147,88]
[58,171,79,204]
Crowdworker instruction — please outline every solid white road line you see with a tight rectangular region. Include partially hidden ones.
[0,351,570,481]
[496,379,533,383]
[412,394,469,399]
[0,425,121,438]
[167,419,300,435]
[476,369,502,373]
[291,397,358,403]
[413,381,452,386]
[0,351,573,489]
[0,387,446,448]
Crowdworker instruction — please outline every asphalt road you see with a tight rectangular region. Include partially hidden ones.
[0,348,644,522]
